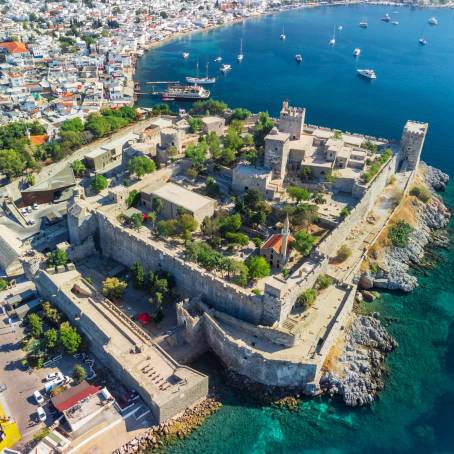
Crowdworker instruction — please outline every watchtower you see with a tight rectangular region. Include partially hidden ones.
[400,121,428,171]
[279,99,306,140]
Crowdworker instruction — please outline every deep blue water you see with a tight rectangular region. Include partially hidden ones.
[136,6,454,453]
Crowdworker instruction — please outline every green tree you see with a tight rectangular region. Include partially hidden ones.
[0,149,26,178]
[132,261,145,288]
[59,322,81,355]
[71,160,86,177]
[61,117,84,132]
[221,147,236,165]
[292,230,315,256]
[219,213,242,234]
[73,363,86,383]
[152,197,163,213]
[188,116,203,133]
[205,176,220,197]
[229,260,249,287]
[245,255,270,280]
[253,112,274,148]
[189,99,228,116]
[126,189,140,207]
[26,173,36,187]
[287,186,311,204]
[157,219,178,237]
[102,277,127,299]
[127,156,156,178]
[42,302,62,326]
[206,132,222,159]
[224,127,243,151]
[91,174,108,193]
[185,142,207,170]
[225,232,249,247]
[176,213,198,236]
[48,248,69,267]
[44,328,58,350]
[28,313,43,338]
[231,107,251,121]
[130,212,143,231]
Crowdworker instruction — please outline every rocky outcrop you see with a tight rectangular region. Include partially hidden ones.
[421,161,449,191]
[321,314,398,406]
[360,165,450,293]
[113,398,222,454]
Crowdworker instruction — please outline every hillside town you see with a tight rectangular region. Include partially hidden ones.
[0,0,451,453]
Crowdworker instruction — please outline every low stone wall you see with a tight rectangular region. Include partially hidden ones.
[203,313,317,387]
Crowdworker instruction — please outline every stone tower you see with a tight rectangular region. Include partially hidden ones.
[278,99,306,140]
[264,127,290,179]
[400,121,428,171]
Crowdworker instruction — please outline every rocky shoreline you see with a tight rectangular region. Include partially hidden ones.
[322,164,450,407]
[360,164,451,293]
[113,398,222,454]
[320,314,398,406]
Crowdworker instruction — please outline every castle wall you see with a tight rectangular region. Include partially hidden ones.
[97,214,265,325]
[318,154,398,256]
[203,313,317,387]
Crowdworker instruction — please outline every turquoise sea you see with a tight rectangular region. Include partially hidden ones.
[136,6,454,453]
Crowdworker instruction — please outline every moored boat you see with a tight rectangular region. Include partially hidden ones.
[357,69,376,80]
[295,54,303,63]
[353,48,361,57]
[162,84,210,100]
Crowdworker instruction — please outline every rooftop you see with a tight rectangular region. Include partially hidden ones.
[146,182,215,213]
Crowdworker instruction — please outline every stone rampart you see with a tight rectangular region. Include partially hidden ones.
[318,154,398,256]
[203,313,317,387]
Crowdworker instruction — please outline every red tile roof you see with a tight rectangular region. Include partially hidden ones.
[261,233,294,255]
[0,41,28,53]
[30,134,48,146]
[51,381,101,412]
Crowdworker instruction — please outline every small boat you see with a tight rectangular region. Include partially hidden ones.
[214,56,222,62]
[419,37,427,45]
[182,52,189,59]
[359,20,368,29]
[337,25,343,31]
[220,64,231,73]
[381,13,391,22]
[295,54,303,63]
[353,48,361,57]
[280,25,286,40]
[428,17,438,25]
[391,21,399,25]
[357,69,376,80]
[237,39,244,62]
[329,26,336,46]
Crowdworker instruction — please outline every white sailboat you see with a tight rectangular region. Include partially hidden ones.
[186,62,216,85]
[329,26,336,46]
[353,48,361,57]
[280,25,286,40]
[237,39,244,62]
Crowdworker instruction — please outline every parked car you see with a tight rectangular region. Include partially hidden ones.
[26,206,32,213]
[37,406,46,422]
[32,203,38,210]
[33,390,44,405]
[45,371,63,382]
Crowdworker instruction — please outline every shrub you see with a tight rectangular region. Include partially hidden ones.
[252,237,263,248]
[410,185,431,203]
[282,268,289,280]
[316,274,333,290]
[336,245,352,262]
[48,248,68,267]
[340,207,350,218]
[297,289,317,310]
[251,288,261,296]
[293,230,316,256]
[73,363,86,384]
[388,220,413,248]
[287,186,311,203]
[102,277,127,299]
[0,278,8,291]
[42,302,62,326]
[369,262,380,274]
